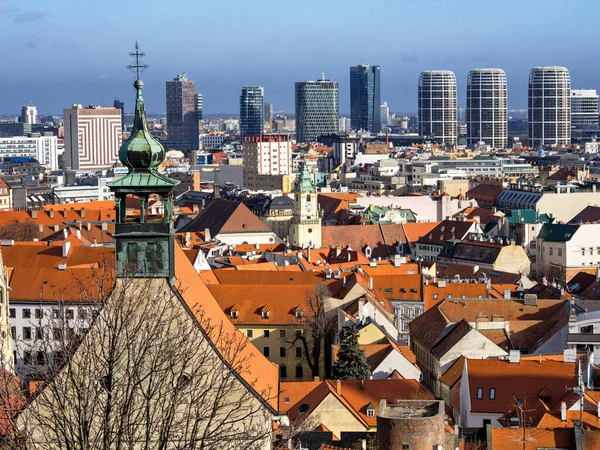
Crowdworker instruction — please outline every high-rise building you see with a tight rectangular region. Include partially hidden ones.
[380,102,390,128]
[64,105,122,171]
[194,93,203,123]
[528,66,571,147]
[466,68,508,148]
[243,134,292,190]
[295,78,339,143]
[239,86,264,139]
[166,73,199,149]
[339,117,352,133]
[264,102,273,132]
[113,98,125,131]
[418,70,457,145]
[350,64,381,133]
[571,89,598,127]
[20,105,37,124]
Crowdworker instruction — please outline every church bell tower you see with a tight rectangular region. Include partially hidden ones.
[288,164,321,249]
[108,43,179,281]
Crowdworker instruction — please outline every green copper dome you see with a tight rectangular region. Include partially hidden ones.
[295,165,316,193]
[118,79,165,171]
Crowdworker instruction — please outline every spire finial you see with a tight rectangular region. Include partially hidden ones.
[127,41,149,81]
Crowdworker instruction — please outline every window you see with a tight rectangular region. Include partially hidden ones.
[78,306,88,320]
[66,309,74,320]
[296,347,302,358]
[53,328,62,341]
[10,327,15,339]
[23,351,32,365]
[490,388,496,400]
[279,330,286,338]
[280,347,286,357]
[549,247,553,256]
[263,347,270,357]
[246,330,253,338]
[402,444,410,450]
[263,330,270,338]
[367,408,375,417]
[582,248,586,256]
[558,248,562,257]
[280,365,287,379]
[295,310,303,319]
[295,329,303,339]
[36,351,46,366]
[231,310,238,319]
[22,309,31,319]
[52,309,59,319]
[295,365,303,379]
[261,310,270,319]
[35,327,43,340]
[477,387,484,399]
[35,309,42,319]
[23,327,31,340]
[9,309,14,319]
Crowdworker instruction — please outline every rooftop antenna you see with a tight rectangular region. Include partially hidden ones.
[321,72,326,81]
[127,41,149,80]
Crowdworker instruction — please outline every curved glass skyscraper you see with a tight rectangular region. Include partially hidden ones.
[418,70,457,145]
[466,68,508,148]
[528,66,571,147]
[295,79,339,143]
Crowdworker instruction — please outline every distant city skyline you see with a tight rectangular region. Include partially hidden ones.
[0,0,598,115]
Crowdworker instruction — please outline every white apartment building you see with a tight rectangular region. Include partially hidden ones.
[0,136,59,170]
[52,185,114,204]
[200,134,226,149]
[535,223,600,282]
[242,134,291,190]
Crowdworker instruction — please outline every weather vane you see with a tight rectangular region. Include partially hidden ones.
[127,42,149,80]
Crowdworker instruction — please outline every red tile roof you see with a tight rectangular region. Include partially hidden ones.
[321,224,408,258]
[179,199,271,235]
[489,427,574,450]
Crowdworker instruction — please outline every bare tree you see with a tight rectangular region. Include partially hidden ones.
[4,261,275,450]
[286,283,336,379]
[0,220,39,241]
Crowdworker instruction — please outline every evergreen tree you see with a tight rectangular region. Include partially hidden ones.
[332,325,371,380]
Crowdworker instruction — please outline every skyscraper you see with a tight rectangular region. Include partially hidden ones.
[64,105,122,170]
[380,102,390,128]
[239,86,264,139]
[295,78,339,143]
[571,89,598,127]
[264,102,273,132]
[350,64,381,133]
[418,70,457,145]
[113,98,125,131]
[166,73,199,149]
[528,66,571,147]
[194,93,203,122]
[20,105,37,124]
[466,68,508,148]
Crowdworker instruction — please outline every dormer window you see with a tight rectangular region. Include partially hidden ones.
[262,310,270,319]
[296,310,303,319]
[366,402,375,417]
[231,310,238,319]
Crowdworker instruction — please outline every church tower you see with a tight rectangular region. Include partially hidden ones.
[108,43,179,281]
[288,164,321,248]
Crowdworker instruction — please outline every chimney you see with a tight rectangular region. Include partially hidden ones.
[53,224,59,232]
[101,222,108,231]
[307,247,311,263]
[394,254,401,267]
[335,246,342,258]
[31,210,37,219]
[473,265,479,275]
[185,232,191,247]
[596,266,600,283]
[336,379,341,395]
[86,222,91,231]
[561,402,567,422]
[369,276,373,290]
[314,376,319,382]
[192,203,199,213]
[204,227,211,241]
[343,276,347,288]
[49,209,54,219]
[38,224,43,233]
[504,288,511,300]
[62,241,71,258]
[63,228,68,239]
[58,263,67,271]
[76,229,81,240]
[80,208,86,218]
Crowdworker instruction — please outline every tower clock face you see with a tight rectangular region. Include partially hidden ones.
[305,201,312,210]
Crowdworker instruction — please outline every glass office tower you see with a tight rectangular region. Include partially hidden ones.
[350,64,381,133]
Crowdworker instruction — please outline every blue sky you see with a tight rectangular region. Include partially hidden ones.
[0,0,598,115]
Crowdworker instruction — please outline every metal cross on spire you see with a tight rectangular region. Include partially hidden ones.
[127,42,149,80]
